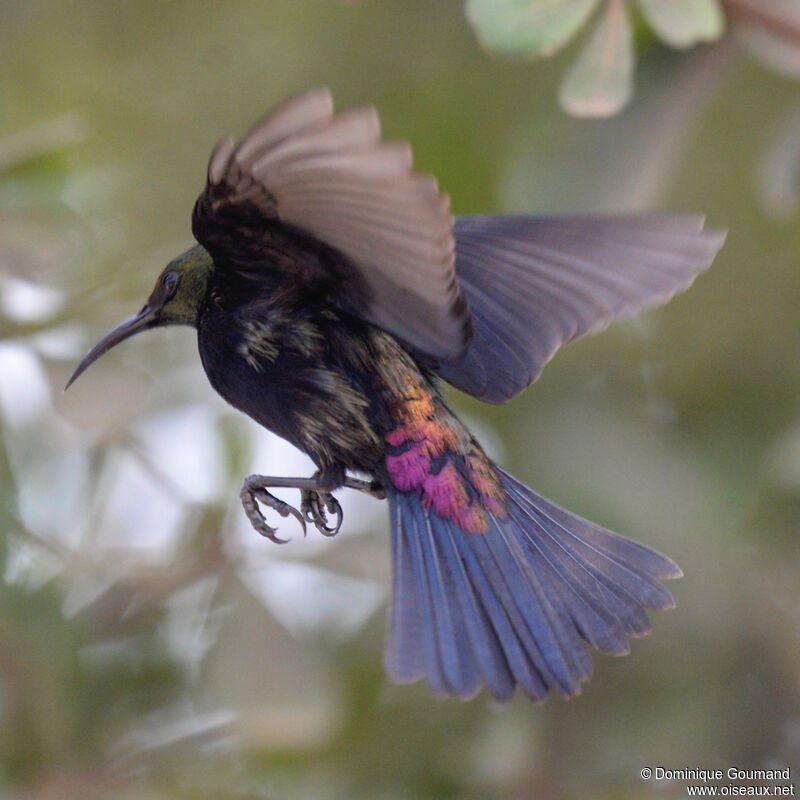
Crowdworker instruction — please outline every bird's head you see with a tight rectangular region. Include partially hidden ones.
[66,245,213,389]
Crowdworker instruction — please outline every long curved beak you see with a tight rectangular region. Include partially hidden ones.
[65,304,159,390]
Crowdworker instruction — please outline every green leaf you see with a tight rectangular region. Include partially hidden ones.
[637,0,724,49]
[559,0,633,117]
[467,0,601,58]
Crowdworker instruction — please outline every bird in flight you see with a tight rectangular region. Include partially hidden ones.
[68,88,725,702]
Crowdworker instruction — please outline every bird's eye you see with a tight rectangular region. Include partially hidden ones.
[162,271,179,295]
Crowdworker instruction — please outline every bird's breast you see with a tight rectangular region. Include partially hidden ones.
[196,304,384,473]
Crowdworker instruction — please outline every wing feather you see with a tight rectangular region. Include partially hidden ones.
[232,87,334,168]
[194,93,724,382]
[193,88,472,361]
[439,215,726,403]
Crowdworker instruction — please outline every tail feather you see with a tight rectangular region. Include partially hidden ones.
[502,470,677,631]
[388,499,503,698]
[436,523,517,700]
[469,524,592,696]
[384,465,681,702]
[502,475,650,652]
[412,511,480,697]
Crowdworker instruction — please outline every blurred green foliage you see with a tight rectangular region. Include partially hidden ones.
[1,1,799,799]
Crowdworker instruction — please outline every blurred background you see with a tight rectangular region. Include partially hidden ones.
[2,1,799,798]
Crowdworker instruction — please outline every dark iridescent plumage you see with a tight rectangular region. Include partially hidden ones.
[69,89,726,702]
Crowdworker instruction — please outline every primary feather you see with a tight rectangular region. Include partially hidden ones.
[441,215,726,402]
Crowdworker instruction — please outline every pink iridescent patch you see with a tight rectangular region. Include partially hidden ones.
[381,368,508,534]
[386,443,431,492]
[385,420,507,535]
[421,462,488,534]
[385,429,408,447]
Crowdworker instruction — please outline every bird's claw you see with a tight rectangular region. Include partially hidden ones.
[240,480,307,544]
[239,472,382,542]
[254,488,308,539]
[240,474,352,541]
[301,490,343,536]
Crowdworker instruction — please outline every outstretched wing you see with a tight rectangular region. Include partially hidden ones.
[192,88,472,361]
[438,215,726,403]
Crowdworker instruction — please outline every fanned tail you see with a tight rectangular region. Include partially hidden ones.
[384,465,681,702]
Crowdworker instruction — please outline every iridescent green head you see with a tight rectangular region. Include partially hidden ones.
[66,245,213,389]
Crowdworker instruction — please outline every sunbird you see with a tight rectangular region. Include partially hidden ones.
[68,89,725,701]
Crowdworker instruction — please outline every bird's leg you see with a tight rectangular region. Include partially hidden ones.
[240,473,386,542]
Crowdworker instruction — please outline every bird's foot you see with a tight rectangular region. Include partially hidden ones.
[241,476,307,544]
[300,488,342,536]
[239,473,385,542]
